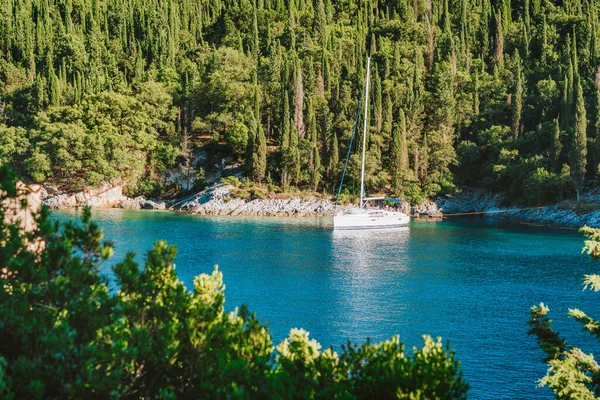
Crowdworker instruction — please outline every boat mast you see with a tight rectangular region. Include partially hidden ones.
[360,57,371,209]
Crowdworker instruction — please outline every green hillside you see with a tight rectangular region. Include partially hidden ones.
[0,0,596,204]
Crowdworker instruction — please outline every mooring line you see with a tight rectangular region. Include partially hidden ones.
[442,206,547,217]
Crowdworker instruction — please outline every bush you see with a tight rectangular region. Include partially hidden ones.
[336,192,358,205]
[0,166,468,399]
[25,149,52,183]
[250,187,266,199]
[522,166,571,205]
[403,181,426,205]
[225,121,249,156]
[220,175,240,187]
[136,178,162,197]
[194,167,206,189]
[230,188,250,199]
[529,226,600,398]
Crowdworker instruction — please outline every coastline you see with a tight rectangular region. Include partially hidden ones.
[435,189,600,229]
[40,183,600,228]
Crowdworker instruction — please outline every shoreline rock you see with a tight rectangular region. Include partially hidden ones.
[42,184,167,210]
[172,184,338,217]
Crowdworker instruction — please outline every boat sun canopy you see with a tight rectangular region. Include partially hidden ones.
[383,198,405,203]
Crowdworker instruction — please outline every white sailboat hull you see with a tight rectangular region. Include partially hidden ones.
[333,209,410,230]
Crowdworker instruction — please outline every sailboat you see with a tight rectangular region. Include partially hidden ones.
[333,57,410,230]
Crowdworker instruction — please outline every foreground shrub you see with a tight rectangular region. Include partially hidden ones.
[0,166,467,399]
[529,226,600,398]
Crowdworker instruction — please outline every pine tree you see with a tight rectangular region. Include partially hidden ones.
[571,78,587,201]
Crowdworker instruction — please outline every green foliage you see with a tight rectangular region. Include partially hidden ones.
[522,166,571,205]
[529,226,600,398]
[3,0,600,202]
[225,121,249,156]
[230,188,251,199]
[0,166,468,398]
[220,175,241,187]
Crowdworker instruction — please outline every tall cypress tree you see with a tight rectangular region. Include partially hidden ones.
[251,84,267,182]
[281,91,291,149]
[570,78,587,201]
[495,9,504,66]
[595,69,600,172]
[374,67,382,134]
[391,110,408,190]
[294,63,305,140]
[311,144,321,191]
[512,54,523,139]
[474,69,480,116]
[329,132,339,184]
[552,118,562,172]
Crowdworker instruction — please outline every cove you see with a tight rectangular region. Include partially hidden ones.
[54,209,600,399]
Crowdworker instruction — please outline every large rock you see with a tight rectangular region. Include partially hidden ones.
[2,182,44,258]
[172,184,338,217]
[411,200,442,218]
[43,184,128,209]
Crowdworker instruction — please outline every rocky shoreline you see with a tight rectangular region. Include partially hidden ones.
[40,183,600,228]
[41,183,443,219]
[435,189,600,228]
[41,184,168,210]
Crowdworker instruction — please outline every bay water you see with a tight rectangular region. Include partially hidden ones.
[55,209,600,399]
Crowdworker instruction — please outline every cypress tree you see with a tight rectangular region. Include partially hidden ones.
[551,118,562,172]
[541,15,548,63]
[595,68,600,172]
[294,63,305,140]
[307,96,317,143]
[561,74,569,130]
[474,69,480,116]
[512,54,523,139]
[374,68,382,134]
[251,85,267,182]
[391,109,408,190]
[316,0,327,47]
[568,59,575,126]
[400,111,408,174]
[252,0,260,57]
[281,91,291,149]
[329,131,339,183]
[383,93,393,145]
[495,9,504,66]
[570,78,587,201]
[311,145,321,191]
[572,30,579,79]
[443,0,451,35]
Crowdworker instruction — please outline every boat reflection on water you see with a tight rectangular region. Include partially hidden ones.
[328,227,411,342]
[331,226,410,257]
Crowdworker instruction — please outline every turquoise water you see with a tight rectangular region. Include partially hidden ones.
[55,210,600,399]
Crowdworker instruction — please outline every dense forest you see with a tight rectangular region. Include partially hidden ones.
[0,0,598,204]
